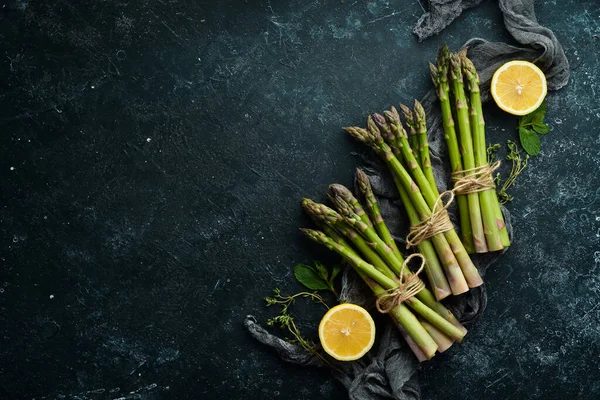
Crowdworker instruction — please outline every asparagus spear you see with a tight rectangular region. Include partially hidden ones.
[388,173,455,301]
[402,107,422,169]
[461,52,510,249]
[368,119,452,300]
[328,184,406,272]
[315,220,431,361]
[301,229,466,342]
[448,53,488,253]
[414,101,438,194]
[303,199,465,333]
[419,318,454,353]
[371,112,481,289]
[344,125,474,289]
[328,180,373,229]
[461,54,503,251]
[303,200,396,281]
[430,46,475,254]
[354,168,403,260]
[376,110,465,297]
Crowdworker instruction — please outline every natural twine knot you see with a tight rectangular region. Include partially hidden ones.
[405,191,455,248]
[451,161,501,195]
[404,161,501,248]
[375,254,426,314]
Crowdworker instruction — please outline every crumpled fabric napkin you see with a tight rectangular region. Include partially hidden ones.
[245,1,569,399]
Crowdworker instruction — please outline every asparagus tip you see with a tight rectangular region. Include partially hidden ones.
[299,227,315,237]
[384,106,400,123]
[371,112,386,128]
[414,100,425,120]
[354,168,371,195]
[328,185,356,218]
[303,200,342,225]
[449,53,462,76]
[366,115,384,145]
[429,62,438,84]
[366,114,377,132]
[399,104,414,128]
[328,183,351,197]
[355,167,367,180]
[300,228,328,245]
[344,126,369,144]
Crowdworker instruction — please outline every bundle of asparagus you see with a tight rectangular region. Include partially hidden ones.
[344,102,482,300]
[301,175,466,361]
[430,46,510,253]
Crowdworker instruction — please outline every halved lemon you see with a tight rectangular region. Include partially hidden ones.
[318,303,375,361]
[491,60,547,116]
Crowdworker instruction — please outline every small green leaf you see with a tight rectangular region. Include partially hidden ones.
[519,113,534,128]
[294,264,329,291]
[532,122,550,134]
[531,101,547,123]
[329,264,342,284]
[519,128,541,156]
[313,261,329,281]
[518,101,547,129]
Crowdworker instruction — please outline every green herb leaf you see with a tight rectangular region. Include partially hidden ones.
[531,101,547,123]
[517,101,549,134]
[519,113,535,127]
[519,128,541,156]
[313,261,329,282]
[487,143,501,164]
[329,264,342,286]
[532,122,550,134]
[293,263,330,291]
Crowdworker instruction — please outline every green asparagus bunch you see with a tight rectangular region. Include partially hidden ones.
[344,105,483,299]
[430,45,510,252]
[301,177,466,361]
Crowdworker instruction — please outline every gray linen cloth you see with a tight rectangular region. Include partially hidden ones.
[245,1,570,399]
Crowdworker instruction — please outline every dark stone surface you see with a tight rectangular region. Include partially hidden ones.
[1,0,599,399]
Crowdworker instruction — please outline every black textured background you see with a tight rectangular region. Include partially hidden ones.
[1,0,600,399]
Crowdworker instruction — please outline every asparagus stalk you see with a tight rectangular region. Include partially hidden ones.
[373,112,454,300]
[414,101,438,194]
[354,168,403,260]
[303,199,465,333]
[448,53,488,253]
[461,54,504,251]
[419,318,454,352]
[301,229,466,342]
[402,107,422,169]
[344,124,477,291]
[430,47,475,254]
[392,177,455,301]
[461,52,510,249]
[328,184,406,272]
[371,112,481,290]
[329,181,373,229]
[377,110,465,297]
[387,175,466,331]
[302,199,396,280]
[316,220,431,361]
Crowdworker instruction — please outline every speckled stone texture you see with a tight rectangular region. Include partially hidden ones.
[1,0,599,399]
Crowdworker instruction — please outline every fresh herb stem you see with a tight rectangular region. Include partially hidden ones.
[265,288,340,371]
[487,141,529,204]
[265,289,329,313]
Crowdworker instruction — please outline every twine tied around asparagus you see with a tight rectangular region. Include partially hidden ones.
[405,191,455,248]
[375,254,426,313]
[451,161,501,195]
[405,161,501,248]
